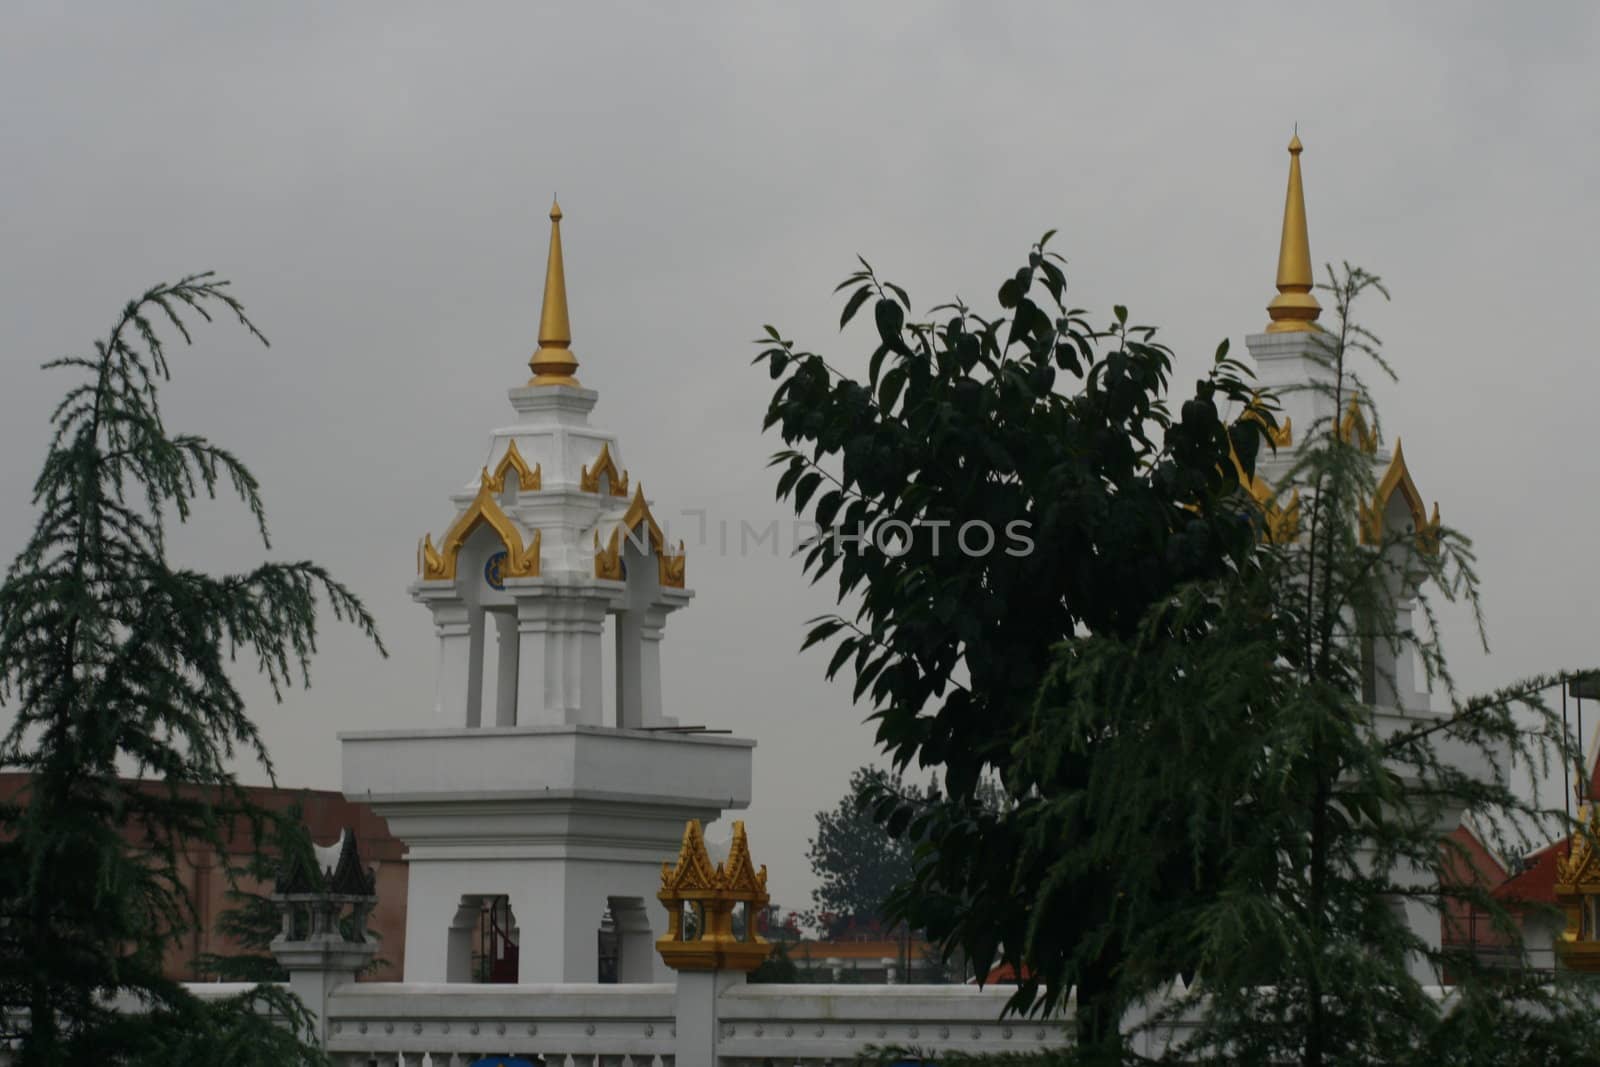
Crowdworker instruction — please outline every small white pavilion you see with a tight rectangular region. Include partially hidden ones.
[340,200,754,985]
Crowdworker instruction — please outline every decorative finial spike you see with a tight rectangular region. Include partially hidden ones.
[1266,133,1321,333]
[529,197,580,386]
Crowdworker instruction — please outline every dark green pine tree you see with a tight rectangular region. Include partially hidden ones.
[0,274,384,1066]
[193,802,312,983]
[806,766,930,938]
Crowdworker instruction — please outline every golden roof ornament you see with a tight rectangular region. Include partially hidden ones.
[1555,804,1600,971]
[1265,134,1323,333]
[529,197,581,387]
[656,819,770,972]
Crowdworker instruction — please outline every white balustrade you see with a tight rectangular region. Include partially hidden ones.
[715,983,1070,1063]
[322,982,675,1065]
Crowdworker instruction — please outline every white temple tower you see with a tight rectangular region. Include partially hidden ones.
[1243,137,1495,981]
[341,200,754,983]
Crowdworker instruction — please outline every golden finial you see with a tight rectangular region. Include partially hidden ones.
[1265,134,1322,333]
[529,196,581,386]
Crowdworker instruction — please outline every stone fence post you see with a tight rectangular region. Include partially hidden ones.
[269,826,380,1046]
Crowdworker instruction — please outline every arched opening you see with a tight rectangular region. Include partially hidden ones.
[445,894,519,983]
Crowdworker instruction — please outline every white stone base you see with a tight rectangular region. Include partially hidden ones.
[341,724,755,983]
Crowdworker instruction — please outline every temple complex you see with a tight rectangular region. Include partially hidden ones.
[125,134,1558,1061]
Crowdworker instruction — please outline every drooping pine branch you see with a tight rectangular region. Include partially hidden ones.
[0,274,379,1066]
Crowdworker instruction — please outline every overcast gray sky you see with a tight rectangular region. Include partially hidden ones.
[3,2,1597,912]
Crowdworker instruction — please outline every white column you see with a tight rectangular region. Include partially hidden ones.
[1371,601,1420,712]
[637,608,671,727]
[575,601,605,726]
[609,896,657,982]
[674,969,743,1065]
[400,866,455,982]
[616,609,645,728]
[272,939,376,1046]
[424,598,474,726]
[513,595,608,727]
[465,605,486,728]
[493,610,519,727]
[507,872,605,982]
[1393,601,1420,709]
[515,599,554,726]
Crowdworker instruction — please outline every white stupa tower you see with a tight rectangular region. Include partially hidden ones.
[341,200,754,983]
[1244,135,1442,712]
[1243,137,1495,981]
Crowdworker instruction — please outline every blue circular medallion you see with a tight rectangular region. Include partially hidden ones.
[484,550,508,590]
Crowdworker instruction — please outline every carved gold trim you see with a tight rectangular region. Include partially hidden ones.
[594,528,624,581]
[419,471,542,580]
[1358,439,1440,551]
[1266,488,1301,544]
[580,442,630,497]
[1242,399,1292,448]
[1339,395,1377,455]
[483,439,541,493]
[1230,443,1299,544]
[593,485,686,587]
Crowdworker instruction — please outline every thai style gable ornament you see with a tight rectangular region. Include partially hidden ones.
[1357,439,1441,551]
[483,439,541,494]
[580,441,630,496]
[419,474,542,580]
[593,484,686,588]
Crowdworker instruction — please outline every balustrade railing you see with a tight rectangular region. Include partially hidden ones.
[316,980,1071,1066]
[323,982,676,1066]
[715,982,1070,1064]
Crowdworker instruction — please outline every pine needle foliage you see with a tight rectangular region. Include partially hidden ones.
[0,274,384,1065]
[807,766,931,938]
[1011,265,1600,1064]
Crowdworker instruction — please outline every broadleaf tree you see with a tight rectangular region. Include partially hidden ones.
[754,237,1272,1051]
[0,275,384,1066]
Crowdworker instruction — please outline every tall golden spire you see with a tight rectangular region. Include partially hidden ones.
[1265,134,1321,333]
[529,197,580,386]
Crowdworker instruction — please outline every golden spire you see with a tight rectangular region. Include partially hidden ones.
[529,197,581,386]
[1265,134,1322,333]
